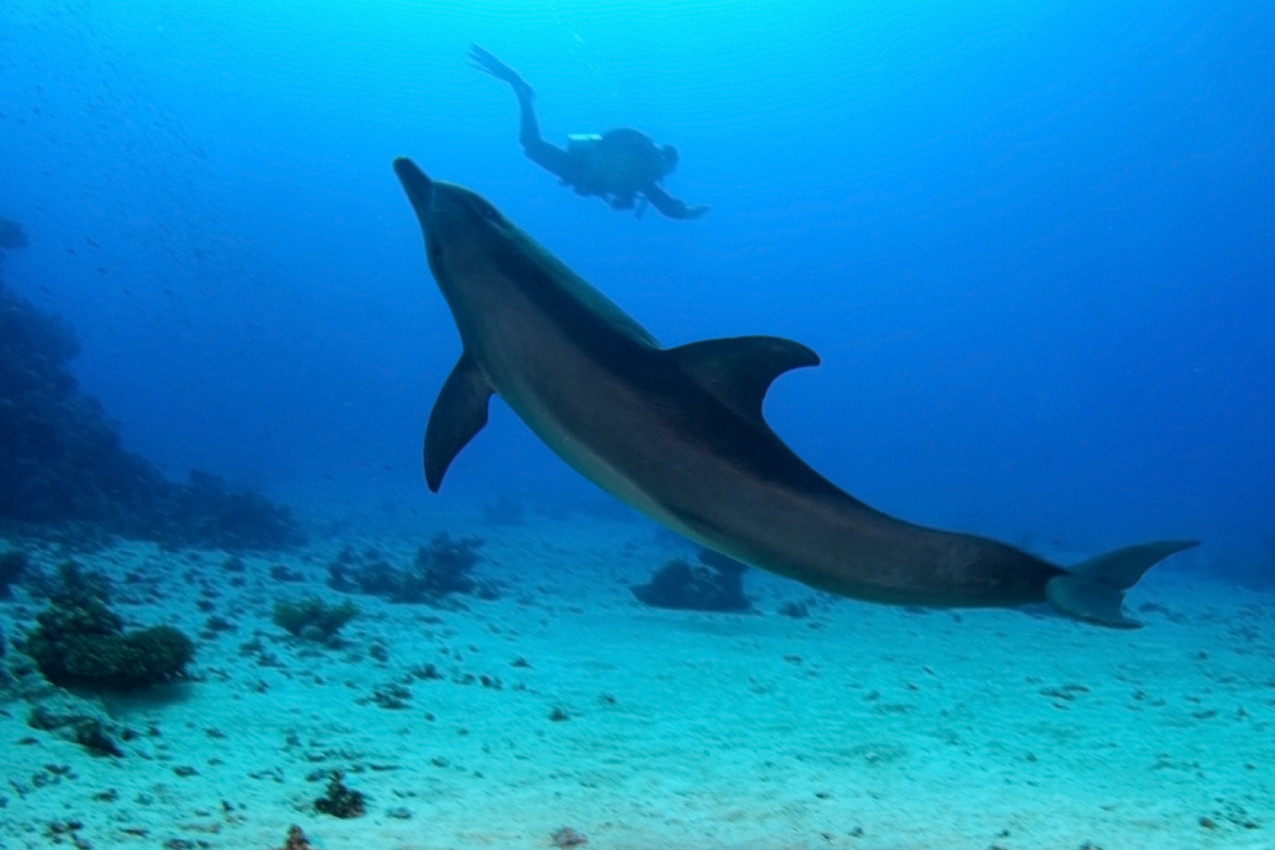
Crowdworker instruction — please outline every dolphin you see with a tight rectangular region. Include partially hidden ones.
[392,158,1198,628]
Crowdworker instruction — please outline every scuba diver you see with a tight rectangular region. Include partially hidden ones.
[469,44,709,221]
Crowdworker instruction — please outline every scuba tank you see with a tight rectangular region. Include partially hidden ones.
[566,133,603,153]
[564,130,659,211]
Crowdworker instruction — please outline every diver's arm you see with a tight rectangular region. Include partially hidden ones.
[643,184,709,220]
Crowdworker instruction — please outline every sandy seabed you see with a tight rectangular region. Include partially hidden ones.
[1,510,1271,850]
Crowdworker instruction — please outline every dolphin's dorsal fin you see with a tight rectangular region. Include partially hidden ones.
[424,351,493,492]
[668,335,820,423]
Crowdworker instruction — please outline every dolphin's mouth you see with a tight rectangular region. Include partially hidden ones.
[393,157,433,216]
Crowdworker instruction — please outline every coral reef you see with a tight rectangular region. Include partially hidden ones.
[272,596,358,644]
[0,277,305,551]
[326,545,399,595]
[0,547,28,598]
[28,699,127,757]
[275,825,316,850]
[397,532,487,602]
[157,470,307,552]
[0,214,26,251]
[2,630,132,756]
[21,562,195,690]
[632,547,752,612]
[313,770,366,818]
[326,533,493,604]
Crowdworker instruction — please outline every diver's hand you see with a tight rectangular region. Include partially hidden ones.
[469,44,534,99]
[644,185,710,221]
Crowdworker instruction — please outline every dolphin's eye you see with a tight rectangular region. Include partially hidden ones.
[473,199,501,223]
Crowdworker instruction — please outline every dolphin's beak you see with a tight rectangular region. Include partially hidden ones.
[393,157,433,219]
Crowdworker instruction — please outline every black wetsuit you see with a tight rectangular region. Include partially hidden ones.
[511,83,705,218]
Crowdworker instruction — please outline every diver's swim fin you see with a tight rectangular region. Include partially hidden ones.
[1046,539,1200,628]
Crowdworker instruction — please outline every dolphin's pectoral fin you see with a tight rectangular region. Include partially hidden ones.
[668,336,820,423]
[424,352,493,492]
[1046,539,1200,628]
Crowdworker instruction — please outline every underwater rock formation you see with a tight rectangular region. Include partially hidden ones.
[632,547,752,612]
[21,562,195,690]
[0,276,305,551]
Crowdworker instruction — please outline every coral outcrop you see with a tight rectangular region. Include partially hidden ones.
[275,825,316,850]
[272,596,359,644]
[314,770,366,818]
[632,548,752,612]
[398,532,487,602]
[21,562,195,690]
[327,533,494,604]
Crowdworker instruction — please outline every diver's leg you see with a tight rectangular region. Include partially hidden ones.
[470,44,573,181]
[469,44,540,143]
[512,89,574,178]
[514,88,544,150]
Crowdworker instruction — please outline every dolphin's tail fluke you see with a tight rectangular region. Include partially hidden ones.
[1046,539,1200,628]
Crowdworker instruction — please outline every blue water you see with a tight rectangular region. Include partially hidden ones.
[1,0,1271,563]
